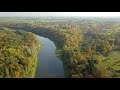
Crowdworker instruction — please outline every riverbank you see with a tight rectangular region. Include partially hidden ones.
[27,34,41,78]
[33,44,40,78]
[54,48,69,78]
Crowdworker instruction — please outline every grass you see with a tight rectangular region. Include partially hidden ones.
[101,51,120,70]
[33,45,41,78]
[112,65,120,70]
[55,49,62,57]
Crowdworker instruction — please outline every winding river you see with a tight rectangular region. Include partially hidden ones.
[36,35,65,78]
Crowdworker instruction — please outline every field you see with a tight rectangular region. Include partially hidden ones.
[101,51,120,71]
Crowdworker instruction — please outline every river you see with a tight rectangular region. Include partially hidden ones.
[36,35,65,78]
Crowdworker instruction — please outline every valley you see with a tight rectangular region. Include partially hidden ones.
[0,16,120,78]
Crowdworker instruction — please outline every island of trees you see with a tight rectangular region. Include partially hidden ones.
[1,17,120,78]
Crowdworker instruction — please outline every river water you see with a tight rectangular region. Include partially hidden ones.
[36,35,65,78]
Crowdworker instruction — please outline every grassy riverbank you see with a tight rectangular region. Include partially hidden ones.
[33,45,40,78]
[55,48,69,78]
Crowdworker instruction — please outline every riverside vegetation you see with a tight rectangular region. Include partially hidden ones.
[1,17,120,78]
[0,28,40,78]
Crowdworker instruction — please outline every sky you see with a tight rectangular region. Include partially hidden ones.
[0,12,120,17]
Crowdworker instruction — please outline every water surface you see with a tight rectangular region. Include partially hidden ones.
[36,35,65,78]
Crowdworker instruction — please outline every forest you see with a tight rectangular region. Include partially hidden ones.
[0,28,40,78]
[0,17,120,78]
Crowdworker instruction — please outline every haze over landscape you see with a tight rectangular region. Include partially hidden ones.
[0,12,120,17]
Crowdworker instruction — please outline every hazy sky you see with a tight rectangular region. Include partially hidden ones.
[0,12,120,17]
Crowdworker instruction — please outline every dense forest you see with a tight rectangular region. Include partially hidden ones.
[1,17,120,78]
[0,28,40,78]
